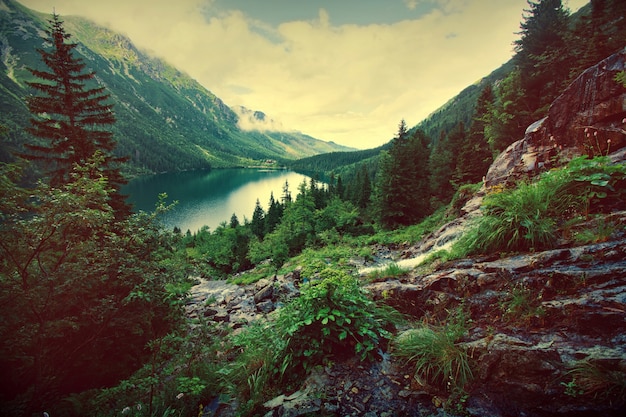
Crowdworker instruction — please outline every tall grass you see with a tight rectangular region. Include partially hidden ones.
[393,310,473,391]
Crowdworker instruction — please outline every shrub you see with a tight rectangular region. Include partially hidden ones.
[277,269,399,372]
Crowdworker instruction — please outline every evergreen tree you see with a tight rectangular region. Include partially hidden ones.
[335,175,345,200]
[483,68,533,153]
[265,192,283,234]
[281,180,292,205]
[346,164,372,209]
[455,85,495,184]
[23,13,129,217]
[230,212,240,228]
[568,0,626,82]
[428,128,454,206]
[514,0,571,116]
[374,120,430,228]
[250,198,266,239]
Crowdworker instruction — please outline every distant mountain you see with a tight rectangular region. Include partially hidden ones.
[0,0,353,174]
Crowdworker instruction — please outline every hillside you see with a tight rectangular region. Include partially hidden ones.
[0,0,353,174]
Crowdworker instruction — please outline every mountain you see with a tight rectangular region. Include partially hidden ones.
[0,0,353,175]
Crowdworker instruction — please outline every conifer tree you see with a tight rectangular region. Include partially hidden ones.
[250,198,266,239]
[23,13,129,217]
[514,0,571,115]
[265,192,283,234]
[568,0,626,82]
[455,85,494,184]
[374,120,430,228]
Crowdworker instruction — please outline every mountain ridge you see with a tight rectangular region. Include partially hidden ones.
[0,0,354,174]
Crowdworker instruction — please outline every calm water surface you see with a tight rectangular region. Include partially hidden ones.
[123,169,310,233]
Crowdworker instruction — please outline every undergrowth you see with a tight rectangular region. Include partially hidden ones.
[437,156,626,260]
[393,309,473,393]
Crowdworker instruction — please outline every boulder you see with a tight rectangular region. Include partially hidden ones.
[486,47,626,189]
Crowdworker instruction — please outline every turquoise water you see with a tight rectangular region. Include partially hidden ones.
[123,169,310,233]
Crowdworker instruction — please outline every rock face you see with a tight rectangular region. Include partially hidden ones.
[367,217,626,417]
[486,47,626,188]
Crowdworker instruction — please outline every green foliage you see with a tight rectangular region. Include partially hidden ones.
[393,309,473,391]
[367,206,449,246]
[429,122,467,206]
[366,262,409,281]
[616,71,626,88]
[448,156,625,258]
[278,269,396,371]
[0,158,189,416]
[22,13,130,217]
[482,68,533,154]
[374,121,430,228]
[571,217,618,245]
[500,284,546,325]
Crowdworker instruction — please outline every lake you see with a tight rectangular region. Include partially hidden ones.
[123,169,311,233]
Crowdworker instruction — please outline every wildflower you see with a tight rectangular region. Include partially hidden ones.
[622,118,626,124]
[136,403,142,411]
[584,127,589,133]
[122,407,131,414]
[177,393,185,400]
[594,131,598,136]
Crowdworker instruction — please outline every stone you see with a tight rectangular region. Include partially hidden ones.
[254,284,274,303]
[256,300,274,313]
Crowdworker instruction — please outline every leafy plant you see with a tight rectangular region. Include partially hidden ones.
[572,217,617,245]
[451,156,625,257]
[561,380,584,398]
[277,269,398,371]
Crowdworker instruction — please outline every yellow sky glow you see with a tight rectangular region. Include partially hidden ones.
[18,0,589,149]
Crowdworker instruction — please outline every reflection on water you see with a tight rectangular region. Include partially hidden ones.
[123,169,310,233]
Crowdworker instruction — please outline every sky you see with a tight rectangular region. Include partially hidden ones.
[18,0,588,149]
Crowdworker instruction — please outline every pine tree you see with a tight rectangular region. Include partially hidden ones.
[265,192,283,234]
[514,0,571,116]
[250,198,266,239]
[230,212,240,228]
[455,85,494,185]
[483,68,533,153]
[23,13,130,217]
[375,120,430,228]
[568,0,626,82]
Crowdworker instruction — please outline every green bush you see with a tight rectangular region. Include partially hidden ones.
[277,269,398,371]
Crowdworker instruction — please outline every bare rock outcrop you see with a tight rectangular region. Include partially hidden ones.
[486,46,626,189]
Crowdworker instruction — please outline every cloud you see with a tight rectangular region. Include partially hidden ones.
[404,0,419,11]
[18,0,591,149]
[232,106,286,132]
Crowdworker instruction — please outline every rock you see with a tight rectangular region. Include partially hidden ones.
[486,47,626,189]
[254,283,274,303]
[256,300,274,313]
